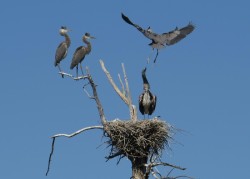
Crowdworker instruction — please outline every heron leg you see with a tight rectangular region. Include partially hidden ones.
[76,65,78,78]
[57,64,64,78]
[153,49,159,63]
[80,63,84,76]
[147,48,154,64]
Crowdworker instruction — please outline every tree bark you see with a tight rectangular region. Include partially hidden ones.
[130,157,148,179]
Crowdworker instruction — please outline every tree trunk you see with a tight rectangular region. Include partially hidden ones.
[130,157,148,179]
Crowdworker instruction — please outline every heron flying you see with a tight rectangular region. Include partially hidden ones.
[139,68,157,118]
[70,33,95,77]
[121,13,195,63]
[54,26,71,78]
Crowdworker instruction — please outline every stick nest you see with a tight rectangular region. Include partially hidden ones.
[104,118,173,159]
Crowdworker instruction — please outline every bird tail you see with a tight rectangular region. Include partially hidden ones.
[142,68,150,89]
[121,13,134,26]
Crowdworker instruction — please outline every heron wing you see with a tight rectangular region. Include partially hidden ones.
[162,23,195,45]
[121,13,159,41]
[55,42,67,66]
[149,93,157,115]
[139,93,145,115]
[70,46,86,69]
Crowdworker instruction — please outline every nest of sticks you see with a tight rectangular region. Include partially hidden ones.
[104,118,173,160]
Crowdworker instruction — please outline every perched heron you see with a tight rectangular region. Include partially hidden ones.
[139,68,157,118]
[121,13,195,63]
[54,26,71,78]
[70,33,95,77]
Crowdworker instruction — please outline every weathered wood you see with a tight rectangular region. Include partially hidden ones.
[130,157,148,179]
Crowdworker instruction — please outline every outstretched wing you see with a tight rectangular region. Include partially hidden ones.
[55,42,67,66]
[162,23,195,45]
[121,13,159,41]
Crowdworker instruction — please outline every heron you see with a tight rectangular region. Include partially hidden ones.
[139,68,157,119]
[121,13,195,63]
[70,33,95,77]
[54,26,71,78]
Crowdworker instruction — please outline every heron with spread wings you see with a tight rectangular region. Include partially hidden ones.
[121,13,195,63]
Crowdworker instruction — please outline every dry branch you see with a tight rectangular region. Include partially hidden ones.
[46,126,103,175]
[121,63,136,121]
[100,60,129,104]
[59,72,87,80]
[85,68,106,125]
[51,126,103,138]
[100,60,137,121]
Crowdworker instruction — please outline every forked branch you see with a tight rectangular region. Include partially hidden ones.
[99,60,129,104]
[100,60,137,121]
[47,68,106,176]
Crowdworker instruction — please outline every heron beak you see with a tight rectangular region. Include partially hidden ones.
[90,36,96,39]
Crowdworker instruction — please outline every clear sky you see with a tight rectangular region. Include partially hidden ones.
[0,0,249,178]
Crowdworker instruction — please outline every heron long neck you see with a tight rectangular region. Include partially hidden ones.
[83,38,92,54]
[142,70,150,90]
[64,33,71,47]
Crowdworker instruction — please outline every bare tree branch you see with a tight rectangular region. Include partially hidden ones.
[46,137,55,176]
[162,175,195,179]
[51,126,104,138]
[85,68,106,125]
[149,162,186,171]
[145,161,186,178]
[100,60,129,105]
[121,63,137,121]
[59,72,87,80]
[100,60,137,121]
[82,83,95,99]
[46,125,103,176]
[118,73,126,96]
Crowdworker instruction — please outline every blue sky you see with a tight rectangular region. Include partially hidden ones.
[0,0,249,178]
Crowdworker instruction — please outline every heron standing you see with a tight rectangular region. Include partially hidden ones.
[55,26,71,78]
[70,33,95,77]
[121,13,195,63]
[139,68,157,118]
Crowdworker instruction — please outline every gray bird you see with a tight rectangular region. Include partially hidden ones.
[139,68,157,118]
[70,33,95,77]
[121,13,195,63]
[55,26,71,78]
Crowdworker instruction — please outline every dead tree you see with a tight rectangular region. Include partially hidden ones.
[46,60,191,179]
